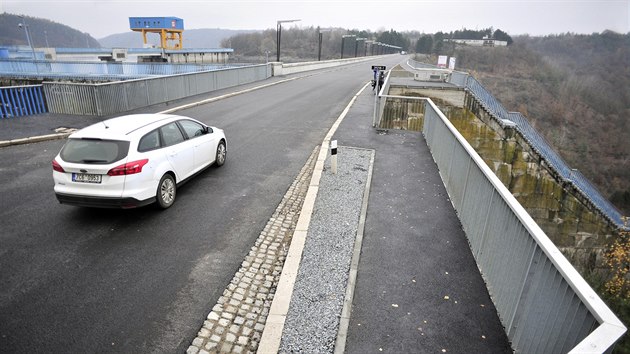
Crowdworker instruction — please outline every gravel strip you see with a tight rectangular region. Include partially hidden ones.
[279,146,373,353]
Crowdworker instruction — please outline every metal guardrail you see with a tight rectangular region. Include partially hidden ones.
[43,64,271,116]
[0,85,47,118]
[422,98,626,353]
[372,69,393,127]
[376,95,425,131]
[381,97,425,130]
[465,76,510,119]
[0,59,241,81]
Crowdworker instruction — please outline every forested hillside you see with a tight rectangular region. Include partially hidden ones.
[449,32,630,215]
[221,27,410,62]
[0,13,100,48]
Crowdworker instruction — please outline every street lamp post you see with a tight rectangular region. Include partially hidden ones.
[276,19,300,62]
[341,34,355,59]
[18,16,37,61]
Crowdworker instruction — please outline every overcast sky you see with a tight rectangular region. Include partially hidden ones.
[2,0,629,39]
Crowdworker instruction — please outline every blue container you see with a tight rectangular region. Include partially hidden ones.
[129,17,184,30]
[0,48,9,59]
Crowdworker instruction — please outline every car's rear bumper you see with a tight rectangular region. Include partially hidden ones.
[55,193,155,209]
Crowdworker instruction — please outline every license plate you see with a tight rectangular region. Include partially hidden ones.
[72,173,102,184]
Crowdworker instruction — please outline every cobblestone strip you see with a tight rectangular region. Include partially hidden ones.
[186,147,319,354]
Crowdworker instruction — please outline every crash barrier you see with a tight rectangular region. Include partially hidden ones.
[0,59,242,81]
[405,58,627,229]
[273,56,380,76]
[0,85,47,118]
[422,98,626,353]
[43,64,271,116]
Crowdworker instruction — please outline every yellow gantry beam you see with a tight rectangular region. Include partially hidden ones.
[136,28,183,50]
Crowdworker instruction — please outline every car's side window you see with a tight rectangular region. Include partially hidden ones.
[160,123,185,147]
[178,120,205,139]
[138,129,161,152]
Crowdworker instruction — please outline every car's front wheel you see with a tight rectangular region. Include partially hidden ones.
[156,174,176,209]
[215,140,226,167]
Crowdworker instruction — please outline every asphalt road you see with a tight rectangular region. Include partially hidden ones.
[0,56,405,353]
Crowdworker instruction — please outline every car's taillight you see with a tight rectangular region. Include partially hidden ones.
[52,159,65,173]
[107,159,149,176]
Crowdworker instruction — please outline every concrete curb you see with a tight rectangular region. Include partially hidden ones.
[334,147,375,354]
[0,132,72,148]
[257,81,370,353]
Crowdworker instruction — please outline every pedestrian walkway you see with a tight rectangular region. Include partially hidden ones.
[332,88,512,353]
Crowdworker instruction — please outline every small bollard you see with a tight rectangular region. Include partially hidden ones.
[331,140,338,175]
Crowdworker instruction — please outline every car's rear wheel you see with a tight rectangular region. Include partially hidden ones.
[157,174,176,209]
[215,140,226,167]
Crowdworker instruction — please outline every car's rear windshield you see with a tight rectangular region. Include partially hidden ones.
[60,138,130,164]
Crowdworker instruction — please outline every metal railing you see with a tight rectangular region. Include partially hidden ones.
[0,59,241,81]
[43,64,271,116]
[372,69,393,127]
[465,76,511,119]
[377,95,425,130]
[422,98,626,353]
[0,85,47,118]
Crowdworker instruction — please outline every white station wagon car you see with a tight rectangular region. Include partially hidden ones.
[52,114,226,209]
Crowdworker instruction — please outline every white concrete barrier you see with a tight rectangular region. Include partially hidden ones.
[272,56,391,76]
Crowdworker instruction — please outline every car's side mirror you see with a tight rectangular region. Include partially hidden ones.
[203,126,213,134]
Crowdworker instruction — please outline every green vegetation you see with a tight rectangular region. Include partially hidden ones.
[0,13,100,48]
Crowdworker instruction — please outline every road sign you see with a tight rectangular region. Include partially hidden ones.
[371,65,386,70]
